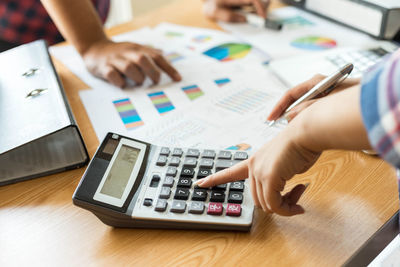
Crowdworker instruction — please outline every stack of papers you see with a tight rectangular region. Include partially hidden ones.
[50,6,378,153]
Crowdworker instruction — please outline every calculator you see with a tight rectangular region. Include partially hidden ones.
[73,133,254,231]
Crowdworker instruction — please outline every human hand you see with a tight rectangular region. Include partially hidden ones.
[203,0,270,22]
[82,40,182,87]
[267,74,360,122]
[196,123,320,216]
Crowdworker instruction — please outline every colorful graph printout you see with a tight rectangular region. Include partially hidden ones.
[203,43,252,62]
[113,98,144,130]
[192,35,212,43]
[214,78,231,87]
[216,88,270,115]
[226,143,252,151]
[166,52,184,63]
[290,36,337,51]
[148,91,175,115]
[182,85,204,100]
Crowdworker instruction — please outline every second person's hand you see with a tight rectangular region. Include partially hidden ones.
[196,121,320,216]
[82,40,182,88]
[203,0,269,22]
[267,74,360,122]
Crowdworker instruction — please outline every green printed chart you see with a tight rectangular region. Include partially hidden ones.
[203,43,252,62]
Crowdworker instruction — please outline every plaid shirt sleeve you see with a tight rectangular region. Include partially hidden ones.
[361,49,400,168]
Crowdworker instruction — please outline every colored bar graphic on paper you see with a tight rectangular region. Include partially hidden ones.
[214,78,231,87]
[182,84,204,100]
[165,31,184,38]
[113,98,144,130]
[166,52,184,63]
[148,91,175,114]
[192,35,212,43]
[226,143,252,151]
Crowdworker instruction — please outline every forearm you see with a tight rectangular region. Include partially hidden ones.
[41,0,107,54]
[291,85,372,152]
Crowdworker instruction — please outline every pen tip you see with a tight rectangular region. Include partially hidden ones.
[267,120,275,127]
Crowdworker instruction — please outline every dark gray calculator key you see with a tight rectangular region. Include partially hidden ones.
[181,167,195,177]
[201,150,216,159]
[212,183,227,191]
[170,200,186,213]
[197,169,212,179]
[174,188,190,200]
[177,177,192,188]
[192,189,207,201]
[159,187,171,199]
[150,175,161,188]
[199,158,214,169]
[186,149,200,158]
[169,157,181,167]
[156,155,168,166]
[210,191,225,202]
[229,181,244,192]
[172,148,183,157]
[215,160,241,171]
[189,201,205,214]
[183,157,197,167]
[143,198,153,207]
[160,147,170,156]
[217,151,232,160]
[166,166,177,177]
[155,199,167,212]
[228,191,243,204]
[234,152,248,160]
[163,176,175,187]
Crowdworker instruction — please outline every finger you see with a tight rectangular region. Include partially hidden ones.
[283,184,307,206]
[285,99,317,121]
[111,57,145,85]
[256,180,268,212]
[251,0,267,18]
[249,172,261,207]
[151,53,182,81]
[267,74,325,121]
[101,65,125,88]
[267,183,305,216]
[211,6,247,22]
[196,160,248,187]
[128,53,161,84]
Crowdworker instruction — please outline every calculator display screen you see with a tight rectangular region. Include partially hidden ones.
[100,145,140,199]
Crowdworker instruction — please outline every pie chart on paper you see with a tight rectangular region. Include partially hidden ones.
[203,43,252,62]
[290,36,337,51]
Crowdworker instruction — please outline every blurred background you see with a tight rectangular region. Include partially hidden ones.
[105,0,176,28]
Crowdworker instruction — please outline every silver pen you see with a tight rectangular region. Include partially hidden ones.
[267,63,354,126]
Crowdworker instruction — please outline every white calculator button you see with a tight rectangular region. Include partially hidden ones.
[170,200,186,213]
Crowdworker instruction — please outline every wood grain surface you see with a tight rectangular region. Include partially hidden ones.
[0,0,398,266]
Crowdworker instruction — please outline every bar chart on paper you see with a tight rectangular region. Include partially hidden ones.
[215,88,270,115]
[182,84,204,100]
[166,52,184,63]
[148,91,175,115]
[214,78,231,87]
[113,98,144,130]
[226,143,252,151]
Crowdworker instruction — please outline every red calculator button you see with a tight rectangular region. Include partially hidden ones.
[207,202,223,215]
[226,204,241,216]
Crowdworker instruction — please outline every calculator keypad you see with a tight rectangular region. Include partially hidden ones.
[144,147,250,220]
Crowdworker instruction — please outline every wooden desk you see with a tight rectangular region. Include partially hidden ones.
[0,0,398,266]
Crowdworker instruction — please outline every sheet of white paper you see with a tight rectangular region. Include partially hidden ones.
[51,24,275,142]
[219,7,378,60]
[369,234,400,267]
[133,69,287,152]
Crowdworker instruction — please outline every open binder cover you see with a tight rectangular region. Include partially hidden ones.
[0,40,89,186]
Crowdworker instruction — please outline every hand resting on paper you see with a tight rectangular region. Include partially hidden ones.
[82,40,182,88]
